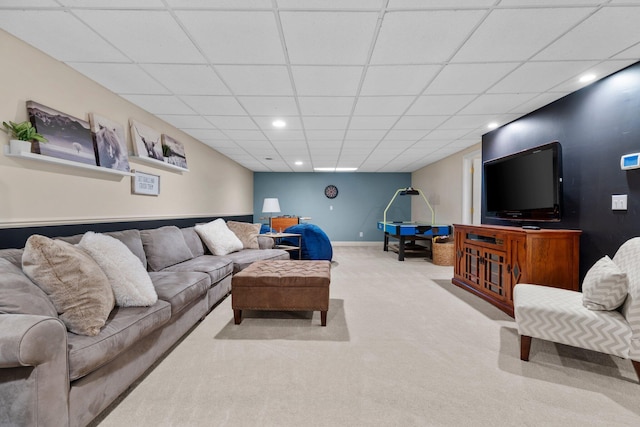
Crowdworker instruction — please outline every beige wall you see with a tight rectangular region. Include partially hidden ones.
[0,30,253,227]
[411,143,481,225]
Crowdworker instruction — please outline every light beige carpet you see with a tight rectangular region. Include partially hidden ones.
[94,246,640,426]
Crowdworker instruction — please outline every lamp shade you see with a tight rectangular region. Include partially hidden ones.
[262,198,281,213]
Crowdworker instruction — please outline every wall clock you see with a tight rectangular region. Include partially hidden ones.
[324,185,338,199]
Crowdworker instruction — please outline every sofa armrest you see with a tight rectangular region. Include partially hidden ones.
[258,235,274,249]
[0,314,70,427]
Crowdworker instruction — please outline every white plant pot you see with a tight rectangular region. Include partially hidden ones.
[9,139,32,154]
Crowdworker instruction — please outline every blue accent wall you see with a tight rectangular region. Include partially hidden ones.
[254,172,411,241]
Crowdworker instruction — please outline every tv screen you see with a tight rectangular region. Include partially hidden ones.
[483,141,562,222]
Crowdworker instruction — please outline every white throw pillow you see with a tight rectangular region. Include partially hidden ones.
[195,218,244,256]
[79,232,157,307]
[582,255,628,311]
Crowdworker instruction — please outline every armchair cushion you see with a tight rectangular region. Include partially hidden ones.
[582,255,628,311]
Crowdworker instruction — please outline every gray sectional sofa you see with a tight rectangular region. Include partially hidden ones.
[0,224,289,427]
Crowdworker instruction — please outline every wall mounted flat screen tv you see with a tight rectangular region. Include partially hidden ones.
[483,141,562,222]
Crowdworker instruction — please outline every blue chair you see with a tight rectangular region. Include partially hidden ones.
[281,223,333,261]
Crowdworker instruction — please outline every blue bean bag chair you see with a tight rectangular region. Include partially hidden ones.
[281,223,332,261]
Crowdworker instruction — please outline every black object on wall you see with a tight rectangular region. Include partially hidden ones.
[0,215,252,250]
[482,61,640,282]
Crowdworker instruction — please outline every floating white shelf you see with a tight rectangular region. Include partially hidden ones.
[3,145,134,177]
[129,155,189,172]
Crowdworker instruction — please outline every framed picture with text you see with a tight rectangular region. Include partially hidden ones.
[131,170,160,196]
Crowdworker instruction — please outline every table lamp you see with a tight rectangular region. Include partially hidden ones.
[262,198,281,234]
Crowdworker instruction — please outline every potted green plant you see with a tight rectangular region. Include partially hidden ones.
[2,120,47,154]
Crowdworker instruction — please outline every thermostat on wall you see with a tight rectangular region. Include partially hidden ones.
[621,153,640,170]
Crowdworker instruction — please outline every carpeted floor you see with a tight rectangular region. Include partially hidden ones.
[94,246,640,426]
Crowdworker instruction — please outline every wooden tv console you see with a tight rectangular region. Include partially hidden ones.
[452,224,581,317]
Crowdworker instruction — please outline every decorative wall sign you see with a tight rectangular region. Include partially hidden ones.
[130,119,163,161]
[131,170,160,196]
[161,134,188,169]
[26,101,97,166]
[89,113,130,172]
[324,184,338,199]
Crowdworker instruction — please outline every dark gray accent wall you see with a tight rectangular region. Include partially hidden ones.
[254,172,411,241]
[482,61,640,281]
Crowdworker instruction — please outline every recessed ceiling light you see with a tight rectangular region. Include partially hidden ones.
[295,161,303,166]
[265,157,273,161]
[579,73,596,83]
[487,122,498,130]
[314,167,358,172]
[272,119,286,128]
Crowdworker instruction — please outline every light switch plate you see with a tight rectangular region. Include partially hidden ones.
[612,194,627,210]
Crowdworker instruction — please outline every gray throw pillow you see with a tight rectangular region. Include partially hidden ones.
[0,258,58,317]
[140,226,194,271]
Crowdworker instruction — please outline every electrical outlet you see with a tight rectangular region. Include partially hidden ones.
[359,231,363,237]
[612,194,628,210]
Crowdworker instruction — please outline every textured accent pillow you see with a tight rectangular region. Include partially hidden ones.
[582,255,628,311]
[79,232,157,307]
[140,226,194,271]
[22,235,115,336]
[195,219,244,256]
[226,221,261,249]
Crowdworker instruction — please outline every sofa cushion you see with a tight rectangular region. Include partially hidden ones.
[140,226,194,271]
[149,271,210,314]
[181,226,205,257]
[582,255,628,311]
[67,300,171,381]
[0,248,24,268]
[195,219,243,256]
[162,255,233,284]
[79,232,158,307]
[222,249,290,273]
[58,229,147,269]
[226,221,261,249]
[22,235,115,337]
[0,258,57,317]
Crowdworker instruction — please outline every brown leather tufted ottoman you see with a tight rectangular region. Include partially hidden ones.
[232,260,331,326]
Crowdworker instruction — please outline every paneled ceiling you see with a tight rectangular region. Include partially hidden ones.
[1,0,639,172]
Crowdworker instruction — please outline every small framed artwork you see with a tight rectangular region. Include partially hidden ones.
[161,134,188,169]
[130,119,163,161]
[89,113,130,172]
[131,170,160,196]
[26,101,97,166]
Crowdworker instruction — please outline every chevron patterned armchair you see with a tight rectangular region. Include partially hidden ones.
[514,237,640,381]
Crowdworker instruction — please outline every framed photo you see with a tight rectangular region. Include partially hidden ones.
[26,101,97,166]
[161,134,188,169]
[131,170,160,196]
[130,119,163,161]
[89,113,130,172]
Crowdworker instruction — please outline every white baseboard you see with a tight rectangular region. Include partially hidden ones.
[331,241,380,247]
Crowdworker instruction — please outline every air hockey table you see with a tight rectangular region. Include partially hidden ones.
[377,222,452,261]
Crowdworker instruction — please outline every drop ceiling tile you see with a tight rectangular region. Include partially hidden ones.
[141,64,230,95]
[74,10,205,63]
[393,116,448,130]
[277,0,380,9]
[452,8,594,62]
[388,0,496,7]
[383,130,428,141]
[175,11,285,64]
[224,130,268,140]
[348,116,400,129]
[305,130,346,141]
[377,140,416,150]
[167,0,271,7]
[181,96,246,115]
[122,94,195,115]
[254,116,303,130]
[0,11,128,62]
[425,63,520,95]
[507,92,567,115]
[280,11,379,64]
[422,129,472,140]
[534,7,640,61]
[216,65,294,96]
[200,139,238,148]
[498,0,602,4]
[458,94,537,115]
[342,140,379,149]
[158,115,212,129]
[614,42,640,60]
[308,140,343,149]
[238,97,298,116]
[550,60,638,93]
[292,66,363,96]
[1,0,61,6]
[489,61,598,94]
[360,65,441,96]
[406,95,476,115]
[371,10,485,64]
[205,116,258,130]
[353,96,415,115]
[264,130,306,140]
[344,129,387,140]
[68,63,168,94]
[60,0,164,6]
[302,116,349,129]
[298,97,355,116]
[183,129,229,140]
[438,115,495,130]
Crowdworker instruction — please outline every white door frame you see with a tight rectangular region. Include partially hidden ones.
[462,149,482,225]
